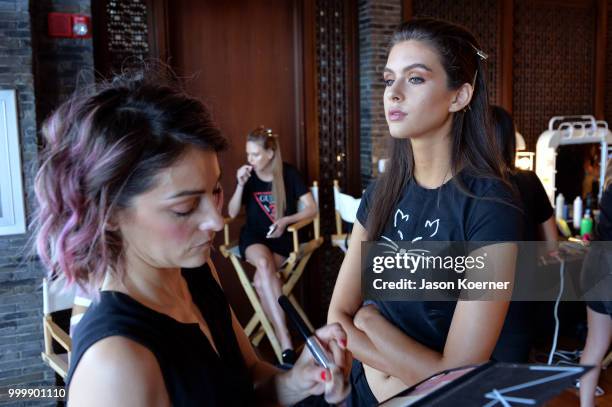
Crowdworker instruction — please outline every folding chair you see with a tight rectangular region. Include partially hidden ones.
[219,182,323,362]
[331,179,362,253]
[41,277,76,379]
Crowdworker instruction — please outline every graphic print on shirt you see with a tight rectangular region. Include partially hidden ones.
[380,235,430,258]
[424,218,440,237]
[394,209,410,240]
[380,208,441,251]
[253,191,276,222]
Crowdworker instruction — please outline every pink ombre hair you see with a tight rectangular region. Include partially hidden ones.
[33,71,228,297]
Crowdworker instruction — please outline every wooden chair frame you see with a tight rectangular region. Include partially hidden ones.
[331,179,361,253]
[219,182,322,362]
[41,277,74,380]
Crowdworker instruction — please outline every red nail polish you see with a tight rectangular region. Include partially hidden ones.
[340,339,347,347]
[321,370,327,381]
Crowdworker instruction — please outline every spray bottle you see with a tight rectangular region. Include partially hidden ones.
[573,196,583,230]
[580,209,593,238]
[555,194,565,219]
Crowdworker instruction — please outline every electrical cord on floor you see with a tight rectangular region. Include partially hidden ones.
[548,257,565,365]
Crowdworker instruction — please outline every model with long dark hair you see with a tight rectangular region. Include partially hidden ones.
[328,18,523,405]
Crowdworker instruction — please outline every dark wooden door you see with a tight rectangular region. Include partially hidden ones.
[167,0,305,171]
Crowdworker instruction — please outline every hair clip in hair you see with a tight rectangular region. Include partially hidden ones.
[254,126,276,138]
[469,44,488,61]
[476,49,488,60]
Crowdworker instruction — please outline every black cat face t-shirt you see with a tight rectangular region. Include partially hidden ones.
[356,171,524,352]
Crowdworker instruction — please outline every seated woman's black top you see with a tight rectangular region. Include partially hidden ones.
[239,162,309,258]
[66,263,254,406]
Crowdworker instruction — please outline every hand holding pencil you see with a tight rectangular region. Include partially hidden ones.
[279,296,352,403]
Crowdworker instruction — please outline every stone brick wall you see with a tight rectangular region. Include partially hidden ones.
[0,1,93,404]
[358,0,401,188]
[0,1,53,404]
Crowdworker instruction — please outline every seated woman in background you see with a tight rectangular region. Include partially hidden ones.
[328,18,523,405]
[34,72,349,406]
[227,127,318,366]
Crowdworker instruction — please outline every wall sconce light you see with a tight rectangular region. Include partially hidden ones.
[48,13,92,38]
[515,151,535,171]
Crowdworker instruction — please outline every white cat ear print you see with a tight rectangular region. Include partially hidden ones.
[424,219,440,237]
[390,209,441,241]
[394,209,409,240]
[394,209,409,228]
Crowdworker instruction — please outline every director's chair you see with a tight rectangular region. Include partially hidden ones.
[41,277,75,379]
[331,179,362,253]
[219,182,322,362]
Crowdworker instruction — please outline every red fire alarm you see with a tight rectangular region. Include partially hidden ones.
[48,12,92,38]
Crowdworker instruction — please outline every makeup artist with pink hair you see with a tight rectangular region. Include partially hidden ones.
[34,71,350,406]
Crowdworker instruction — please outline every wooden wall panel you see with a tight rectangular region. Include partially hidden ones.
[411,0,502,105]
[92,0,150,79]
[167,1,303,177]
[513,0,597,150]
[161,0,360,327]
[310,0,359,323]
[165,0,304,327]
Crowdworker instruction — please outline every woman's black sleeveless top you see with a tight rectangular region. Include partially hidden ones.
[66,264,254,406]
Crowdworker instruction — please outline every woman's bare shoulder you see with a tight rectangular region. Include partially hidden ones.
[68,336,170,407]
